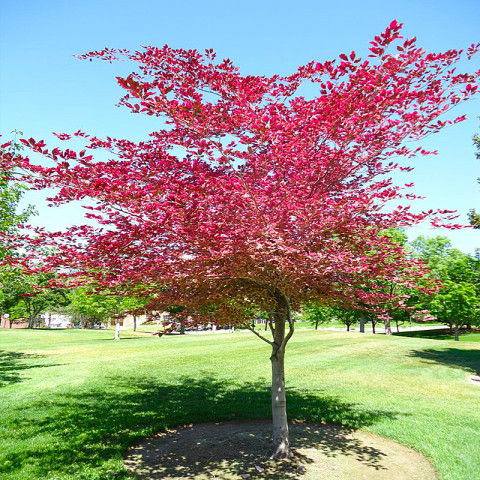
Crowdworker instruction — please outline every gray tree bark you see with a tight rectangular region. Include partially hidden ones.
[385,318,392,335]
[271,348,290,458]
[114,318,120,340]
[270,292,294,459]
[454,326,460,341]
[244,291,294,459]
[133,314,137,332]
[359,314,365,333]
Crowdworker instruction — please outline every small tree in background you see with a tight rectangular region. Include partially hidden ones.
[430,281,478,340]
[68,288,147,338]
[302,303,332,330]
[332,307,357,332]
[468,123,480,228]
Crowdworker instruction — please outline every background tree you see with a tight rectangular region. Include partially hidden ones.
[429,281,478,340]
[0,267,29,327]
[2,25,479,458]
[0,131,35,248]
[68,288,121,328]
[332,307,357,332]
[68,288,145,338]
[19,273,69,328]
[0,131,38,327]
[121,296,147,331]
[411,235,480,336]
[301,303,332,330]
[468,124,480,228]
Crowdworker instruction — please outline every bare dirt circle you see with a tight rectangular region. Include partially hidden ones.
[124,420,437,480]
[468,375,480,386]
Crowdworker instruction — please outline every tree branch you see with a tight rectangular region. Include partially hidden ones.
[245,323,274,346]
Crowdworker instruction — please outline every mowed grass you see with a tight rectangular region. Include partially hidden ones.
[0,329,479,480]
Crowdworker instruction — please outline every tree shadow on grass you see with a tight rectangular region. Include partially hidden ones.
[2,375,400,479]
[0,350,57,388]
[409,348,480,376]
[394,328,452,340]
[125,420,393,480]
[394,328,480,342]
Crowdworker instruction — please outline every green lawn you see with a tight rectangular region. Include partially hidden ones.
[0,328,479,480]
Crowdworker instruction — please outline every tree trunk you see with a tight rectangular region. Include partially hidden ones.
[133,314,137,332]
[346,323,350,331]
[270,348,291,459]
[372,322,376,334]
[180,318,185,335]
[28,315,35,329]
[385,319,392,335]
[315,319,319,330]
[454,326,459,342]
[114,318,120,340]
[359,314,365,333]
[270,293,293,459]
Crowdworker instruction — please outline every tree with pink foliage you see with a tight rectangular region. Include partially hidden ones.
[2,21,479,458]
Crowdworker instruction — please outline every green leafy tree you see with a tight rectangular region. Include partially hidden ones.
[430,281,478,340]
[0,271,69,328]
[301,303,332,330]
[0,131,36,243]
[0,268,29,327]
[468,125,480,228]
[411,236,480,337]
[332,307,358,332]
[68,288,148,338]
[120,296,147,331]
[0,131,38,327]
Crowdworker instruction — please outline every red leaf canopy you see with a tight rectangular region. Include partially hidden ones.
[3,24,479,324]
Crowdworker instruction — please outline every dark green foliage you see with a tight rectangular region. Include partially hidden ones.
[469,125,480,228]
[411,236,480,338]
[301,303,333,329]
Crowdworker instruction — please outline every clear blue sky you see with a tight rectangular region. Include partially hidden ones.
[1,0,479,253]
